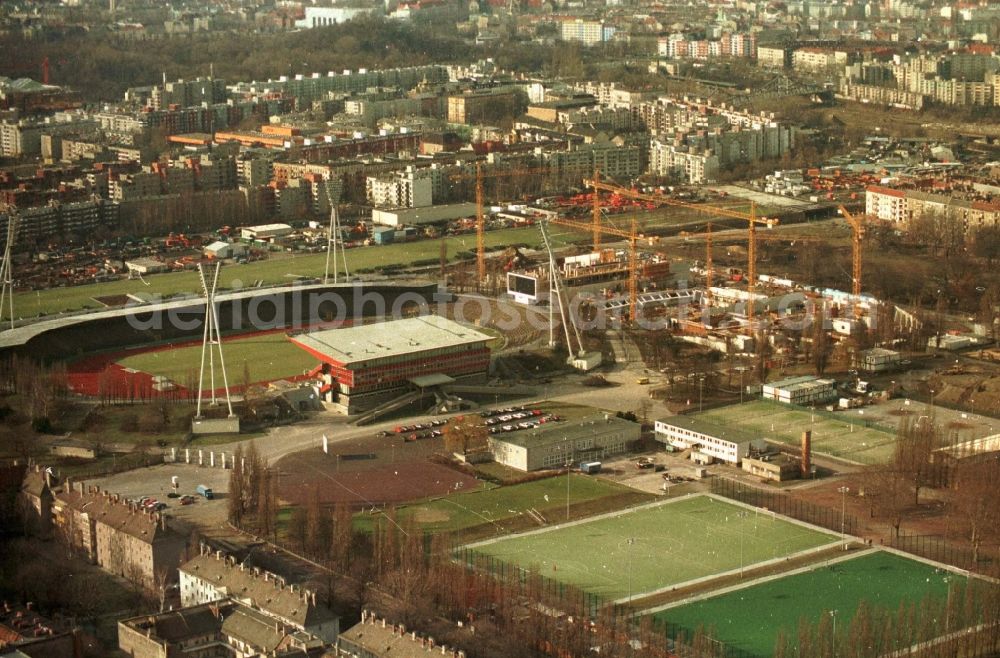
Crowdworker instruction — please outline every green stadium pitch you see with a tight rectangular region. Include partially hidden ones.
[116,331,317,386]
[463,494,838,602]
[694,400,899,465]
[652,550,962,657]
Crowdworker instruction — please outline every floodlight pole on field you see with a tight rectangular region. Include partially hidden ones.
[626,537,635,604]
[195,263,234,419]
[838,485,850,550]
[0,211,18,331]
[830,609,838,657]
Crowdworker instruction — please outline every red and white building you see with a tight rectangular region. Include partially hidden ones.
[290,315,492,414]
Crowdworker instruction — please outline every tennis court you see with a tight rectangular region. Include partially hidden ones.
[653,550,961,657]
[694,400,899,464]
[465,495,837,601]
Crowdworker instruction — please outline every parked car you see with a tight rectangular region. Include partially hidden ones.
[636,457,655,469]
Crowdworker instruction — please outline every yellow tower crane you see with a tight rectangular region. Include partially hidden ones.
[449,164,554,285]
[548,215,641,322]
[586,178,776,326]
[839,205,866,319]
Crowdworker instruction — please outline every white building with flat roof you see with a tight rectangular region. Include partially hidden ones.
[761,376,836,405]
[654,416,766,464]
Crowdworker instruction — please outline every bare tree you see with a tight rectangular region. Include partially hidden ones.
[951,457,1000,566]
[443,415,489,456]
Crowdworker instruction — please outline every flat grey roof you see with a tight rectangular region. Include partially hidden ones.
[493,413,638,449]
[656,414,761,446]
[290,315,491,366]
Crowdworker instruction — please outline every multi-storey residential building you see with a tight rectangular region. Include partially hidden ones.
[658,32,756,60]
[446,87,522,124]
[51,484,187,592]
[757,45,791,68]
[179,548,339,642]
[866,185,1000,233]
[17,465,54,538]
[230,66,448,108]
[559,19,615,45]
[649,141,720,184]
[366,165,435,208]
[119,599,328,658]
[295,5,380,28]
[151,76,227,110]
[336,611,466,658]
[792,47,846,72]
[541,142,643,182]
[0,118,97,157]
[0,198,116,245]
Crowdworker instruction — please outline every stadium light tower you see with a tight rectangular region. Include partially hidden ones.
[0,211,18,331]
[323,202,350,285]
[838,486,850,550]
[194,262,234,420]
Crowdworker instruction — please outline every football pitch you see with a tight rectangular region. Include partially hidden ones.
[653,550,960,657]
[693,400,899,464]
[116,332,316,385]
[464,495,838,601]
[358,474,650,534]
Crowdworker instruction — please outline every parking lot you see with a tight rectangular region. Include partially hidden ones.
[84,464,230,534]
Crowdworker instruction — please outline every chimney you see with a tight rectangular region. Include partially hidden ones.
[801,430,812,477]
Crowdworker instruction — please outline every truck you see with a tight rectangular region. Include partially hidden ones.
[579,461,602,475]
[196,484,214,499]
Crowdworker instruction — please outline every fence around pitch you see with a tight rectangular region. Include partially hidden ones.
[710,477,860,537]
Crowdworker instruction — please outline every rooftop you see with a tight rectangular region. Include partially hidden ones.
[289,315,491,367]
[764,375,835,392]
[338,612,464,658]
[656,414,762,446]
[179,551,334,630]
[492,413,639,449]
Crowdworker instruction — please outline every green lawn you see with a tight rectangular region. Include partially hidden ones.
[13,227,560,317]
[694,400,899,464]
[357,474,640,534]
[466,495,837,601]
[654,550,961,657]
[116,332,316,385]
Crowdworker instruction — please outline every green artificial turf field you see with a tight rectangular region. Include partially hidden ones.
[653,550,960,657]
[694,400,899,464]
[465,495,837,601]
[116,331,316,385]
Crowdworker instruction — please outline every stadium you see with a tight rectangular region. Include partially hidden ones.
[0,280,443,398]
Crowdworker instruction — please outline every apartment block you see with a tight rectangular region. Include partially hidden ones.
[52,483,187,592]
[559,19,615,45]
[366,165,435,208]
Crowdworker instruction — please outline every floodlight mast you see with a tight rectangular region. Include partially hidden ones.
[0,211,18,331]
[195,262,234,419]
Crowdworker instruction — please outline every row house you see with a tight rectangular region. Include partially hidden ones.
[51,483,187,592]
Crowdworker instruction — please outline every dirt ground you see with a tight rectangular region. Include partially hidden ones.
[274,433,479,507]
